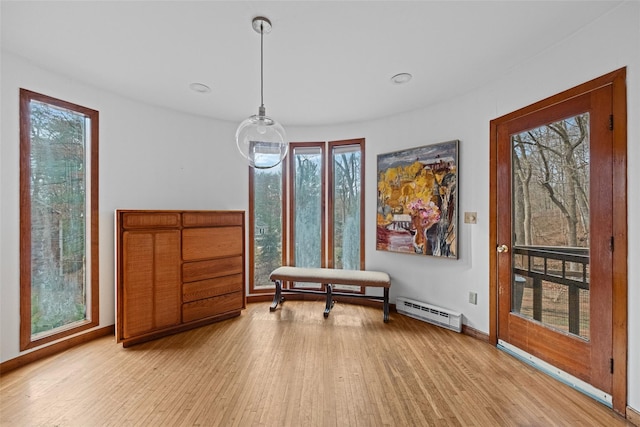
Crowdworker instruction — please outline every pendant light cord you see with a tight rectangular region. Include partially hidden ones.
[260,21,264,110]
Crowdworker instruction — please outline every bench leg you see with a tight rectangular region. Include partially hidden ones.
[270,279,283,312]
[383,287,390,323]
[324,284,333,318]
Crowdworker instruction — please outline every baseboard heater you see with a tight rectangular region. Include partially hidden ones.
[396,296,462,333]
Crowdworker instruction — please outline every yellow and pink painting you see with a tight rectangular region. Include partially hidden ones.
[376,140,458,258]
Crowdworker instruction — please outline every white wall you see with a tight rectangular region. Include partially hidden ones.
[1,0,637,413]
[0,52,248,363]
[288,1,639,411]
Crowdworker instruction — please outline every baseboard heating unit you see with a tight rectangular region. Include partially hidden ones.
[396,296,462,333]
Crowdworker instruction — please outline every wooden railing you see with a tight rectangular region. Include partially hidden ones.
[512,245,589,336]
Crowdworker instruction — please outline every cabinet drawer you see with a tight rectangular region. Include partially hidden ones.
[182,291,244,323]
[182,274,243,303]
[182,255,243,283]
[182,227,243,261]
[121,212,180,229]
[183,211,243,228]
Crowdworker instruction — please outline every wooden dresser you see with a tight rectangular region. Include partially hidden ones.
[115,210,245,347]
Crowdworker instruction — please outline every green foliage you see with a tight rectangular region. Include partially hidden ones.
[251,143,363,288]
[253,168,284,287]
[333,151,361,269]
[31,282,86,335]
[29,100,88,335]
[294,154,322,267]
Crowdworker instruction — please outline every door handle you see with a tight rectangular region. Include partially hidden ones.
[497,244,509,253]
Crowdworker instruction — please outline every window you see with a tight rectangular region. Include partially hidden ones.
[290,143,325,270]
[249,160,286,291]
[328,140,364,291]
[20,89,99,350]
[329,141,364,269]
[249,138,364,294]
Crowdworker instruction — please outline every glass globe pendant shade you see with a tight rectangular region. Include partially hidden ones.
[235,17,288,169]
[235,110,288,169]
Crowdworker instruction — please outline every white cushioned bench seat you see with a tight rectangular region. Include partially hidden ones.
[269,266,391,322]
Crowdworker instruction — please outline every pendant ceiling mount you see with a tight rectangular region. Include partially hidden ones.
[252,17,272,34]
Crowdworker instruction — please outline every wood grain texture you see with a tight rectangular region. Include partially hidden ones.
[182,227,243,261]
[182,291,243,323]
[0,326,114,375]
[121,212,181,229]
[182,274,243,303]
[610,68,628,415]
[0,302,631,426]
[489,67,628,413]
[116,210,246,346]
[182,256,243,283]
[183,211,244,227]
[122,230,181,339]
[628,406,640,426]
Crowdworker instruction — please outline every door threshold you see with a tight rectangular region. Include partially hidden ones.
[497,340,612,408]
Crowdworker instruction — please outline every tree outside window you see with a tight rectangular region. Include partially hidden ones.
[248,139,364,294]
[20,89,99,350]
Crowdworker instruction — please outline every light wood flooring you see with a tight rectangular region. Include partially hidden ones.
[0,301,632,426]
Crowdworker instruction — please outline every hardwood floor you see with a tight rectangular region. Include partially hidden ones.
[0,302,632,426]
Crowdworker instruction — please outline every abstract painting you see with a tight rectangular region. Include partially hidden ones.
[376,140,458,258]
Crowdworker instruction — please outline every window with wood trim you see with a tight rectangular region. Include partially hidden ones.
[20,89,99,350]
[249,138,365,294]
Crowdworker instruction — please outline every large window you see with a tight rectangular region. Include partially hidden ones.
[20,89,99,350]
[290,143,325,271]
[249,160,286,290]
[328,140,364,291]
[329,141,364,270]
[249,138,364,294]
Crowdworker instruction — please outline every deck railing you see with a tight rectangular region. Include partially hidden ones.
[512,245,589,336]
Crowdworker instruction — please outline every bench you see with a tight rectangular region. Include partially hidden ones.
[269,266,391,322]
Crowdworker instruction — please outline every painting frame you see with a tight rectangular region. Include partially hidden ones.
[376,140,459,259]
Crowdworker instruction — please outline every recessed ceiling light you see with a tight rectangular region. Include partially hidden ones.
[189,82,211,93]
[390,73,412,85]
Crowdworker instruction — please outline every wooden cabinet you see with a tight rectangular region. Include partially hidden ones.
[121,229,181,339]
[116,210,245,347]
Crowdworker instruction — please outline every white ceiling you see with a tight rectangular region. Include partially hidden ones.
[1,1,623,127]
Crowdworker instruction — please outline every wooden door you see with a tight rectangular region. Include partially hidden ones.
[489,68,627,412]
[121,229,181,339]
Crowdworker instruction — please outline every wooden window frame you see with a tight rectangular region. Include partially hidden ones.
[19,89,100,350]
[249,138,365,295]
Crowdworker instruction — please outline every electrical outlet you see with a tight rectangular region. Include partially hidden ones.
[468,291,478,305]
[464,211,477,224]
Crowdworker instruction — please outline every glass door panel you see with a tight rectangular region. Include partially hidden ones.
[511,113,591,339]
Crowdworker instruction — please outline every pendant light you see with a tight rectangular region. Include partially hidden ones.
[235,16,288,169]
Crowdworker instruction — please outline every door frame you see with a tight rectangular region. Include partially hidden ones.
[489,68,627,414]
